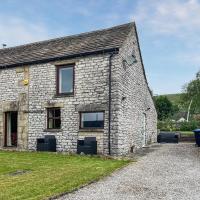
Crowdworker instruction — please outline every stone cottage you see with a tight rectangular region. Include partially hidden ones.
[0,22,157,156]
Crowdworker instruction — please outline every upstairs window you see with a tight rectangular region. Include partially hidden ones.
[80,112,104,129]
[47,108,61,129]
[57,65,74,95]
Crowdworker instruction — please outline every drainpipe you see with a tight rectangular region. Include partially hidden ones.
[108,53,114,155]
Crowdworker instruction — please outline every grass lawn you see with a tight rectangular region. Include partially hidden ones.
[179,131,194,137]
[0,151,130,200]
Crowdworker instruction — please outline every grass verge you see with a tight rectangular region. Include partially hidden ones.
[179,131,194,137]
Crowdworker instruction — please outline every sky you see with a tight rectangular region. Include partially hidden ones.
[0,0,200,95]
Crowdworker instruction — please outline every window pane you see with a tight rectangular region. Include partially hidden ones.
[48,109,54,118]
[55,119,61,129]
[59,67,73,93]
[47,108,61,129]
[48,119,53,129]
[81,112,104,128]
[55,109,60,117]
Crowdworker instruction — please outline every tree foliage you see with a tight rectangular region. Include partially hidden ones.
[158,120,199,131]
[154,96,175,120]
[181,71,200,115]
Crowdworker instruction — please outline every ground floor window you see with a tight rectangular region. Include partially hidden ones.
[80,112,104,129]
[47,108,61,129]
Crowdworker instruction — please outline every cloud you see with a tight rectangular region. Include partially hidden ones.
[0,15,50,48]
[131,0,200,68]
[132,0,200,39]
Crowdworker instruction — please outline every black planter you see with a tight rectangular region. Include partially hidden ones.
[77,137,97,155]
[157,132,178,143]
[37,135,56,152]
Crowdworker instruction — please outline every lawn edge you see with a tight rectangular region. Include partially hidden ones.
[48,161,132,200]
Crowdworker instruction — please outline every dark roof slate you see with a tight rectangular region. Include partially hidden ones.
[0,22,134,68]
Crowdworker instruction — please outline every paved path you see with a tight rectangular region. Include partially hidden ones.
[58,143,200,200]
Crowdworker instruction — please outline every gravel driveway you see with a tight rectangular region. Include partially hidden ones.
[57,143,200,200]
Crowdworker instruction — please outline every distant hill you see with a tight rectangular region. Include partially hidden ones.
[155,93,187,115]
[164,94,182,105]
[154,93,182,105]
[154,93,187,120]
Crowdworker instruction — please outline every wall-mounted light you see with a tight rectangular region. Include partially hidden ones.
[127,53,137,65]
[122,51,137,66]
[23,79,29,85]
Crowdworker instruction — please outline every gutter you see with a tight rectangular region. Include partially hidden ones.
[0,48,119,69]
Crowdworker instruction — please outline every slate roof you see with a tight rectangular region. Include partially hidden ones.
[0,22,134,68]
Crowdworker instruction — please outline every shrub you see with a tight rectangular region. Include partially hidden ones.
[157,120,176,131]
[179,121,199,131]
[157,120,200,131]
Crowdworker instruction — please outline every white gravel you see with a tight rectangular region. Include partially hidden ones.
[57,143,200,200]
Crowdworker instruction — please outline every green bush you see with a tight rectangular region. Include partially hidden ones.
[179,121,199,131]
[158,120,200,131]
[158,120,174,131]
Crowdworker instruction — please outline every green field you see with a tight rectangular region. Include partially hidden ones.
[155,93,182,106]
[164,93,182,105]
[155,93,187,114]
[0,151,130,200]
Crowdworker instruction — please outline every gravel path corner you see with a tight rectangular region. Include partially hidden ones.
[57,143,200,200]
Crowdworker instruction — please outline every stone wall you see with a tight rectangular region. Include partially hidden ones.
[115,25,157,155]
[28,54,117,154]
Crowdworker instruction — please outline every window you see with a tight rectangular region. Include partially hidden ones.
[80,112,104,129]
[57,65,74,95]
[47,108,61,129]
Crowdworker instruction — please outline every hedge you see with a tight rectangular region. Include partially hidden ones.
[158,120,200,131]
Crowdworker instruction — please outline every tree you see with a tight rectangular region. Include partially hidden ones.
[154,96,175,120]
[181,70,200,121]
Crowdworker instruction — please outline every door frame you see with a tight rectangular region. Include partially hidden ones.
[4,111,18,147]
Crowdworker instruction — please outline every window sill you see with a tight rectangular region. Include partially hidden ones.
[79,128,104,132]
[44,129,63,132]
[54,94,74,98]
[3,146,17,148]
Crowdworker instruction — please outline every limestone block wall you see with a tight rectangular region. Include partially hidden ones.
[28,54,118,154]
[116,26,157,155]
